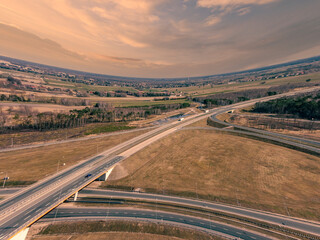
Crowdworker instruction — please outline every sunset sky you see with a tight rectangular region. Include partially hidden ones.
[0,0,320,78]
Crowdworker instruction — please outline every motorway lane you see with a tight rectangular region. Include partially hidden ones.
[0,121,184,215]
[210,111,320,148]
[80,189,320,236]
[0,114,207,239]
[0,156,124,240]
[43,207,272,240]
[0,155,104,212]
[1,86,319,240]
[0,189,20,195]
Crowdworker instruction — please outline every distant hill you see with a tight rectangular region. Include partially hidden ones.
[0,54,319,84]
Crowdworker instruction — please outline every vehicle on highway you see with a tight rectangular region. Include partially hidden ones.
[85,174,92,178]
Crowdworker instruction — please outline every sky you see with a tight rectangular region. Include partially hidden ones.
[0,0,320,78]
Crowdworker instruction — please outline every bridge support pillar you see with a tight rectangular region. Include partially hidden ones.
[11,227,30,240]
[96,167,114,181]
[74,191,78,201]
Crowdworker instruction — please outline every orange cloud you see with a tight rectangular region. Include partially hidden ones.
[0,0,319,78]
[198,0,278,8]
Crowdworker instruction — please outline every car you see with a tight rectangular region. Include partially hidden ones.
[85,173,92,178]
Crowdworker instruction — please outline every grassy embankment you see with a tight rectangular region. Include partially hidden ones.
[0,129,149,187]
[0,122,135,148]
[104,126,320,220]
[30,221,218,240]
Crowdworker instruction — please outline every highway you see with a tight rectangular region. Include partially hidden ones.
[0,156,123,240]
[0,189,20,196]
[210,111,320,148]
[42,207,273,240]
[208,111,320,155]
[0,86,319,240]
[79,189,320,236]
[0,110,213,239]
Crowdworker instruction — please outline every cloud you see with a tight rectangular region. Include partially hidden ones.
[205,16,221,26]
[197,0,278,8]
[237,7,251,15]
[0,22,173,74]
[0,0,319,78]
[197,0,278,27]
[0,23,85,66]
[117,35,149,48]
[199,0,279,24]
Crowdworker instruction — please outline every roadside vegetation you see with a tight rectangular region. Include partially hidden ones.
[33,221,218,240]
[0,122,135,149]
[0,101,190,133]
[0,129,149,186]
[252,92,320,120]
[194,82,317,107]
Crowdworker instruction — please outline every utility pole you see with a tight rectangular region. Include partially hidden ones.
[2,172,8,188]
[196,182,198,199]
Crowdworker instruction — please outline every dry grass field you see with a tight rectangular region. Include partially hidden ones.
[0,122,136,148]
[29,221,217,240]
[225,113,320,141]
[165,72,320,97]
[31,233,186,240]
[0,129,149,185]
[105,129,320,220]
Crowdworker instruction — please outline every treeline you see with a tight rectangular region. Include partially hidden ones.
[1,94,90,106]
[91,90,170,98]
[195,83,317,107]
[251,93,320,120]
[0,102,190,132]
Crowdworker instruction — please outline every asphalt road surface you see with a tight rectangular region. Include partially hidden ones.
[43,207,272,240]
[0,111,213,239]
[80,189,320,236]
[210,111,320,149]
[0,189,20,196]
